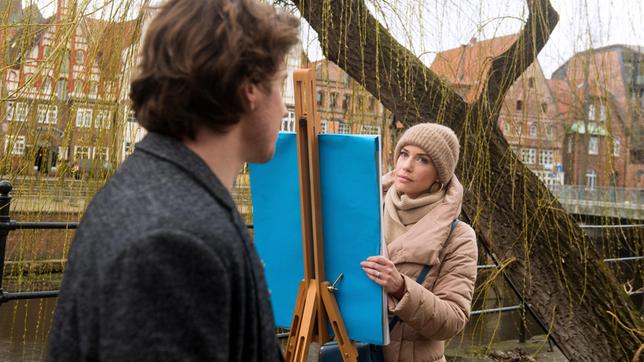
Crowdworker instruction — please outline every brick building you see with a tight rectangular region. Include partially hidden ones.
[552,45,644,188]
[1,0,138,177]
[431,35,565,185]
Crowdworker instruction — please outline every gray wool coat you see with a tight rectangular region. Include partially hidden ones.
[47,132,282,362]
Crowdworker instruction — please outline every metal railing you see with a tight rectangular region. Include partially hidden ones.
[548,184,644,207]
[0,180,641,345]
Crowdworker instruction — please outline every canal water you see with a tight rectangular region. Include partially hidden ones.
[0,275,550,361]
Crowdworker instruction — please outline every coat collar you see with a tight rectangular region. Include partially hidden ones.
[387,176,464,266]
[135,132,237,213]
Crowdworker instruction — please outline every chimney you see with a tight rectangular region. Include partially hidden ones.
[469,37,477,46]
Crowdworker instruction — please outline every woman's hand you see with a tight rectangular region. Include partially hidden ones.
[360,256,406,298]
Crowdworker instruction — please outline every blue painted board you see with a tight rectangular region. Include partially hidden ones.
[249,132,385,344]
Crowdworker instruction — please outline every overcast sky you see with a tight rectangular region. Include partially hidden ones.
[25,0,644,77]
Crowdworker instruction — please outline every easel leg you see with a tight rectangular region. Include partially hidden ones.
[285,280,308,361]
[320,282,358,361]
[292,280,319,362]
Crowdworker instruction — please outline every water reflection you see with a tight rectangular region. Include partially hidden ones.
[0,298,56,362]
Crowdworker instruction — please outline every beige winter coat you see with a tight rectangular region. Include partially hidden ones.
[383,175,478,362]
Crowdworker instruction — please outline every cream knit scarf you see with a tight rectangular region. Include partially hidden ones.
[384,186,445,245]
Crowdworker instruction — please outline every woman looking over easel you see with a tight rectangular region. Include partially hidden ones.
[361,123,478,362]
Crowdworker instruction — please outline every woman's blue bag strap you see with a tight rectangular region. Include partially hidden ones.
[388,219,460,332]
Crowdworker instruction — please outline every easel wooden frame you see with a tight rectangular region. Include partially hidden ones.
[284,68,358,362]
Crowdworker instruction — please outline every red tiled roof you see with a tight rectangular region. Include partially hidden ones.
[430,34,518,102]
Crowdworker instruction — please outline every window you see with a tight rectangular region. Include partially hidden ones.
[338,121,350,134]
[528,77,535,88]
[329,92,338,108]
[546,125,554,139]
[541,102,548,113]
[74,146,91,160]
[521,148,537,164]
[588,104,596,121]
[76,50,85,64]
[585,169,597,190]
[5,102,14,121]
[58,146,69,160]
[613,137,621,156]
[37,105,57,124]
[94,147,109,162]
[362,124,380,135]
[61,51,70,74]
[316,91,325,107]
[56,79,67,99]
[539,149,554,166]
[95,110,111,129]
[13,103,28,122]
[529,124,537,137]
[75,108,92,128]
[342,95,351,112]
[567,137,573,154]
[588,137,599,155]
[89,82,98,97]
[4,135,25,155]
[280,111,295,132]
[320,119,328,134]
[516,100,523,111]
[6,71,18,91]
[599,104,607,122]
[42,77,53,95]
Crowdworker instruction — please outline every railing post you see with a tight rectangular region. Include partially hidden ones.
[0,180,13,295]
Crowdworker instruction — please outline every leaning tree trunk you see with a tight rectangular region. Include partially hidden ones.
[292,0,643,360]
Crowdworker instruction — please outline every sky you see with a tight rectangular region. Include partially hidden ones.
[24,0,644,77]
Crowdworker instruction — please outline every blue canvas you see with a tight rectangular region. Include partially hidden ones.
[249,132,385,345]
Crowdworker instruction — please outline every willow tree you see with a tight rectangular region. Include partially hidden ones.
[289,0,643,360]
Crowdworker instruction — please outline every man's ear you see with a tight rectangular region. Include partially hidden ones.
[242,80,258,111]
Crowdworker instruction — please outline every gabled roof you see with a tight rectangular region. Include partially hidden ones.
[430,34,518,102]
[81,17,140,77]
[5,16,53,66]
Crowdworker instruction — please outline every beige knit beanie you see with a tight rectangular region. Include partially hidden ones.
[393,123,460,185]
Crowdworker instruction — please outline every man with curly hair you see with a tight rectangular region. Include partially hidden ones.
[48,1,299,360]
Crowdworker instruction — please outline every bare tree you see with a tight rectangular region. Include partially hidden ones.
[290,0,643,360]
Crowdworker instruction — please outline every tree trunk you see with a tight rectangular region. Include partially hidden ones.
[292,0,643,360]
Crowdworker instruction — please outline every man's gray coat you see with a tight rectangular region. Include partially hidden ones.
[47,132,281,361]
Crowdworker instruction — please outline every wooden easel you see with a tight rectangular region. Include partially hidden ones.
[284,68,358,362]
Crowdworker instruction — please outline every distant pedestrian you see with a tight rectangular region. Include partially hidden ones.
[361,123,478,362]
[47,0,299,361]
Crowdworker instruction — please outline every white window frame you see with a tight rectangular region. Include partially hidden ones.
[588,137,599,155]
[280,111,295,132]
[76,108,92,128]
[93,146,109,162]
[599,104,607,122]
[613,137,620,157]
[74,145,92,160]
[95,110,111,129]
[4,135,26,155]
[585,169,597,190]
[320,119,328,134]
[37,105,57,124]
[539,149,554,166]
[362,124,380,135]
[338,122,350,134]
[6,102,15,121]
[529,124,537,137]
[588,104,596,121]
[521,148,536,164]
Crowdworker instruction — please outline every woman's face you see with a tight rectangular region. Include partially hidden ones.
[394,145,438,198]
